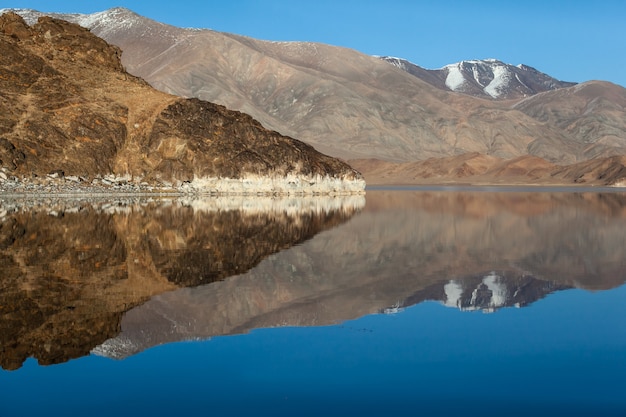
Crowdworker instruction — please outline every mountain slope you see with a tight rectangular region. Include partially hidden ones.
[0,12,363,194]
[514,81,626,159]
[7,7,626,166]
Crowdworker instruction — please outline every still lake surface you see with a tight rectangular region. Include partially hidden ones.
[1,187,625,416]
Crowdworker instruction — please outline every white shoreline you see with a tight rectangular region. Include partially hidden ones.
[0,194,366,218]
[0,172,367,197]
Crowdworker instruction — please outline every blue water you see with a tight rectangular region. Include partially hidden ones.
[2,285,625,417]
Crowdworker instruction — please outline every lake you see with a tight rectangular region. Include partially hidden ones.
[1,187,625,416]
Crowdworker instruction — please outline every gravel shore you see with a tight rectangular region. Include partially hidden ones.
[0,170,366,197]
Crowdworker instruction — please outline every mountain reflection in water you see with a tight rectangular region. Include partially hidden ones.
[93,189,626,360]
[0,195,364,370]
[1,189,626,369]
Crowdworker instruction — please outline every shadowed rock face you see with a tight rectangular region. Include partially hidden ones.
[0,196,362,370]
[0,12,363,192]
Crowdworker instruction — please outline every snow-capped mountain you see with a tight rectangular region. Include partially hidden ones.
[381,56,576,99]
[0,7,137,29]
[4,7,576,102]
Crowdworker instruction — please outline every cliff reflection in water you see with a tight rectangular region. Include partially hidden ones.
[93,189,626,360]
[0,196,364,370]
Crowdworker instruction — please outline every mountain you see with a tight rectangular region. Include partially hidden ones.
[379,56,576,100]
[0,12,363,194]
[93,271,569,359]
[6,7,626,169]
[399,271,572,313]
[4,8,626,187]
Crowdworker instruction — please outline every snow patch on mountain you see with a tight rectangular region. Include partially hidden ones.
[1,7,171,39]
[445,64,466,90]
[442,272,510,313]
[484,64,512,98]
[443,280,464,308]
[377,56,408,71]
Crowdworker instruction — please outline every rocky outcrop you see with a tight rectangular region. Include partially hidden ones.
[0,13,364,194]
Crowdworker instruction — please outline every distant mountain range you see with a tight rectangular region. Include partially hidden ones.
[3,7,626,185]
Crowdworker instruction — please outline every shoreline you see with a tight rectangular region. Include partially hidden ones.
[0,172,366,197]
[366,184,626,193]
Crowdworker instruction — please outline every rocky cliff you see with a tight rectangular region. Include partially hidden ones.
[0,13,364,195]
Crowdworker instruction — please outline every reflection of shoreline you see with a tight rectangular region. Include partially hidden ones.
[0,196,361,370]
[5,189,626,367]
[0,195,365,218]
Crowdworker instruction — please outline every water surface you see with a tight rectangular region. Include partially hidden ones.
[1,189,625,416]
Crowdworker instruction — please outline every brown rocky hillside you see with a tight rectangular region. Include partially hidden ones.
[0,12,363,194]
[350,153,626,186]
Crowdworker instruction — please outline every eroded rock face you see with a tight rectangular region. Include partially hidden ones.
[0,196,362,370]
[0,13,364,193]
[143,98,361,182]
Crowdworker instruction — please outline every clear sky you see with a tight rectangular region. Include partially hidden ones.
[3,0,626,87]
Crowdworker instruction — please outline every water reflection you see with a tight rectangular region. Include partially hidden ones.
[93,189,626,359]
[2,189,626,369]
[0,195,364,370]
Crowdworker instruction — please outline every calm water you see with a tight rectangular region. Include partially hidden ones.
[1,188,625,416]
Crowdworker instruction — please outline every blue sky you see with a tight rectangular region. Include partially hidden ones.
[3,1,626,87]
